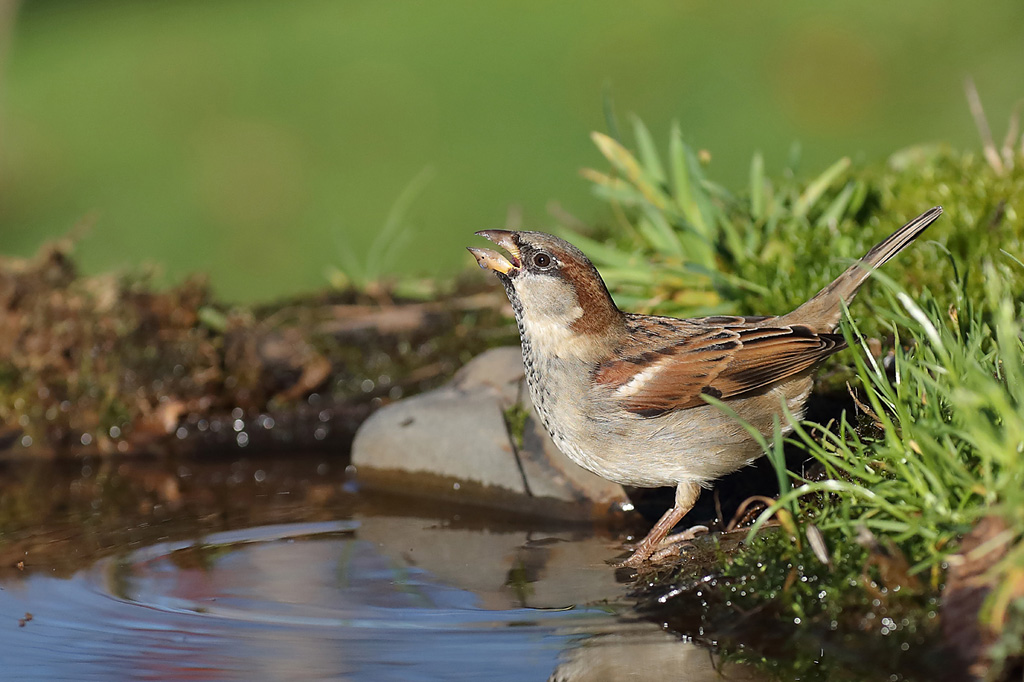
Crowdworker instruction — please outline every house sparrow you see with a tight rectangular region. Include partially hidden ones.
[468,207,943,567]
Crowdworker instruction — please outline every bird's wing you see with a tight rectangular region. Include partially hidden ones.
[594,315,846,417]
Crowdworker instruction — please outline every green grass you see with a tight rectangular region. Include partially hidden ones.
[569,116,1024,676]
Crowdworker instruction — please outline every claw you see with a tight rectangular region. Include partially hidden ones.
[612,524,710,567]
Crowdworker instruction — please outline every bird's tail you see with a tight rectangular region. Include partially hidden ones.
[780,206,943,329]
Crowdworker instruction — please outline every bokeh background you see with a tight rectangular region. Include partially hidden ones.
[0,0,1021,301]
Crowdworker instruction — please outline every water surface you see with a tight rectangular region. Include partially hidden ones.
[0,456,758,681]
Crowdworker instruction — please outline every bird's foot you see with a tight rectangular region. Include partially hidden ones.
[648,525,710,562]
[613,525,710,568]
[611,552,649,569]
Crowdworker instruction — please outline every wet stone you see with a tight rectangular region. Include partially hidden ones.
[351,347,632,520]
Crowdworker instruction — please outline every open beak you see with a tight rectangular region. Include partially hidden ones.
[467,230,521,276]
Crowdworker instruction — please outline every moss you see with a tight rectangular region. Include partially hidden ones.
[636,530,950,681]
[0,242,517,456]
[502,401,530,450]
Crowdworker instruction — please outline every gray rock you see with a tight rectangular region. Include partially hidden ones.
[351,346,632,520]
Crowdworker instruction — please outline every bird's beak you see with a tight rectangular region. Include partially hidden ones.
[468,230,521,275]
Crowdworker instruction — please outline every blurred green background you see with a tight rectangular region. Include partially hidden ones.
[0,0,1021,301]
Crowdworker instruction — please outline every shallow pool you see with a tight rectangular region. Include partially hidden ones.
[0,456,758,681]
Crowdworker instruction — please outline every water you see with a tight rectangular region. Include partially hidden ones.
[0,456,759,681]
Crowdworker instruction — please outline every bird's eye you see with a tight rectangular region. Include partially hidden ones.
[533,252,552,268]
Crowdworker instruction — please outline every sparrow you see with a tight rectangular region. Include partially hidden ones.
[468,207,943,567]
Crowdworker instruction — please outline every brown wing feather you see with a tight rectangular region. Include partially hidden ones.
[595,315,846,417]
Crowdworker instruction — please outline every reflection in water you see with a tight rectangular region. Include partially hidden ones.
[355,513,624,611]
[0,456,760,681]
[550,626,762,682]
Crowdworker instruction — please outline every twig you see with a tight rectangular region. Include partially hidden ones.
[713,488,725,531]
[726,495,776,532]
[965,76,1005,175]
[847,381,884,429]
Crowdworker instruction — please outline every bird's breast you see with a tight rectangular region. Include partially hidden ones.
[517,326,590,449]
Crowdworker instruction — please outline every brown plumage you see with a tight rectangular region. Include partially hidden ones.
[597,317,845,416]
[468,207,943,567]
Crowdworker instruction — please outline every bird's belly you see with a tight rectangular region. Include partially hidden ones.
[548,406,767,488]
[524,356,812,489]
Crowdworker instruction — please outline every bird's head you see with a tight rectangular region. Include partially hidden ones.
[468,231,624,352]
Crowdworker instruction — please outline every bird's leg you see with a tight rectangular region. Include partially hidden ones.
[615,481,702,568]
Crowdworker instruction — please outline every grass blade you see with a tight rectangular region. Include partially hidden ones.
[793,156,850,219]
[750,151,765,221]
[631,115,666,185]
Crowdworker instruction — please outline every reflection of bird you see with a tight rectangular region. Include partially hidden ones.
[547,626,763,682]
[469,207,942,567]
